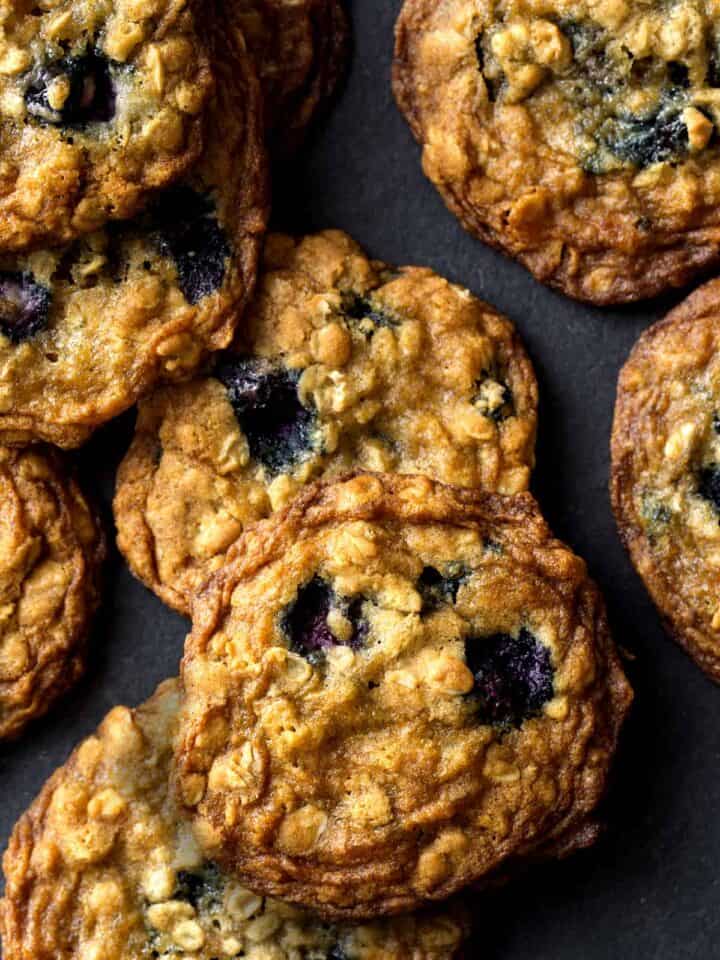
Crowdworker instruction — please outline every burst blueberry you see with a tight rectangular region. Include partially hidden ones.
[150,188,230,304]
[698,464,720,514]
[342,292,398,332]
[418,565,466,612]
[603,94,692,168]
[0,272,51,344]
[282,577,368,665]
[216,357,316,474]
[465,628,554,727]
[25,53,115,126]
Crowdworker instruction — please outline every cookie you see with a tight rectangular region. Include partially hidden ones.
[175,473,632,919]
[611,280,720,680]
[0,9,268,450]
[113,229,538,615]
[393,0,720,304]
[0,446,104,740]
[228,0,350,152]
[0,679,470,960]
[0,0,215,252]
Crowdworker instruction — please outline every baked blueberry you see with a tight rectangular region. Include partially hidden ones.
[283,576,367,664]
[698,465,720,515]
[216,357,316,474]
[602,95,690,168]
[342,291,398,332]
[24,53,115,127]
[0,272,51,344]
[175,864,223,911]
[465,628,554,727]
[418,565,465,611]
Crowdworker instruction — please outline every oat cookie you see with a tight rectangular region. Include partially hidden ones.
[0,9,267,449]
[113,229,537,615]
[612,281,720,680]
[0,679,470,959]
[175,473,632,919]
[0,0,215,252]
[394,0,720,304]
[228,0,349,152]
[0,446,104,740]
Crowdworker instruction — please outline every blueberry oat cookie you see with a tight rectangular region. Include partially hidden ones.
[228,0,349,152]
[0,9,267,449]
[176,473,632,919]
[0,679,470,959]
[0,0,214,252]
[0,446,104,740]
[394,0,720,304]
[113,229,537,615]
[611,281,720,680]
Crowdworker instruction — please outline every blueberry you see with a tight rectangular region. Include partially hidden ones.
[0,271,51,343]
[215,356,316,475]
[418,565,466,612]
[602,95,691,167]
[560,20,613,91]
[667,61,689,87]
[698,465,720,514]
[712,413,720,435]
[25,53,115,127]
[326,946,348,960]
[465,628,554,728]
[174,864,224,911]
[342,292,398,333]
[473,375,513,423]
[282,577,368,665]
[150,188,230,304]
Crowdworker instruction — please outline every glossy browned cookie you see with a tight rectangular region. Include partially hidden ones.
[0,5,268,450]
[612,281,720,680]
[229,0,350,152]
[0,446,104,741]
[113,229,537,616]
[176,473,632,919]
[0,679,470,959]
[0,0,214,252]
[393,0,720,305]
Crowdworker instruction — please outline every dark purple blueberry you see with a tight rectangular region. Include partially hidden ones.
[150,188,230,305]
[602,94,692,168]
[698,465,720,514]
[465,628,554,728]
[418,565,466,612]
[25,53,115,127]
[215,356,316,475]
[0,271,51,343]
[342,292,398,333]
[282,577,368,665]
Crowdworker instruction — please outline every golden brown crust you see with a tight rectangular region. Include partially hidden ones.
[0,446,104,740]
[393,0,720,305]
[177,473,632,919]
[0,0,214,252]
[0,680,470,959]
[611,280,720,680]
[0,4,268,450]
[113,229,538,616]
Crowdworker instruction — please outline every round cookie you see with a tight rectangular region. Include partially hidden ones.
[0,0,214,252]
[228,0,350,152]
[0,679,470,960]
[0,11,268,450]
[393,0,720,304]
[0,446,104,740]
[612,280,720,681]
[175,473,632,919]
[113,229,538,615]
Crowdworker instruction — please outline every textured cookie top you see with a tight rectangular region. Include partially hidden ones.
[0,0,214,251]
[228,0,349,152]
[0,9,267,450]
[0,680,469,960]
[393,0,720,303]
[113,229,537,615]
[612,280,720,680]
[0,446,104,740]
[176,473,632,918]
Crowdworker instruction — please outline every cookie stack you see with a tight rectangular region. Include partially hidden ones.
[0,2,634,958]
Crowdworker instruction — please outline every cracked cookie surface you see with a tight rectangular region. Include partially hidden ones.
[393,0,720,303]
[612,280,720,680]
[227,0,349,152]
[0,7,268,450]
[0,446,104,740]
[176,473,632,919]
[0,679,469,959]
[0,0,214,251]
[113,229,537,615]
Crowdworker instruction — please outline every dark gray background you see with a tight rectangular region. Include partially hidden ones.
[2,3,719,957]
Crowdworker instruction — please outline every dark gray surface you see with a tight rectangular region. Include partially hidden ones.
[2,3,719,957]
